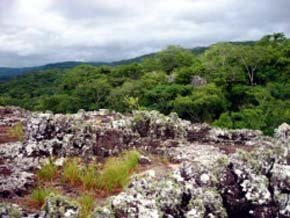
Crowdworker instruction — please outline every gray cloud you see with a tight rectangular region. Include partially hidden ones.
[0,0,289,67]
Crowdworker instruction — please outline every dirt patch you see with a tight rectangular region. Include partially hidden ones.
[0,126,19,144]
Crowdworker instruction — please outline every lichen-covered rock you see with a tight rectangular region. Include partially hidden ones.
[0,203,22,218]
[274,192,290,218]
[42,194,79,218]
[275,123,290,157]
[132,110,189,139]
[271,163,290,192]
[218,144,289,218]
[186,188,227,218]
[0,142,38,198]
[91,206,114,218]
[241,175,271,205]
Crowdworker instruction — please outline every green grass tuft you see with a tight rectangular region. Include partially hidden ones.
[79,193,95,218]
[122,150,140,170]
[99,150,140,192]
[31,187,54,207]
[80,164,99,190]
[37,160,58,182]
[62,158,81,185]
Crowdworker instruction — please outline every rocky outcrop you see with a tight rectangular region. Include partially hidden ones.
[21,110,273,160]
[0,107,289,217]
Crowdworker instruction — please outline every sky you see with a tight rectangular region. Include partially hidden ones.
[0,0,289,67]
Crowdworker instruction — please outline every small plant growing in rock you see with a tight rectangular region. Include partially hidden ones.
[122,150,140,170]
[100,158,129,192]
[31,187,54,207]
[79,193,95,218]
[80,164,99,190]
[99,150,140,192]
[8,122,24,141]
[62,158,81,185]
[37,159,58,182]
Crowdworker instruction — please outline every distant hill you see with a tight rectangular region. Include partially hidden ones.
[0,46,210,82]
[0,61,105,82]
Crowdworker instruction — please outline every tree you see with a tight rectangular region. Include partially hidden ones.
[157,45,195,73]
[234,45,270,86]
[73,79,111,110]
[36,95,81,113]
[173,84,228,122]
[144,84,192,114]
[202,43,246,84]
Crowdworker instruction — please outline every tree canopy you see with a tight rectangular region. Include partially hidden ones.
[0,33,289,135]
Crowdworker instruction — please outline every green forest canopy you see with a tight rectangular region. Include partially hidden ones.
[0,33,289,135]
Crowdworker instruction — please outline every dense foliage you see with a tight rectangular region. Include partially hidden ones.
[1,33,289,135]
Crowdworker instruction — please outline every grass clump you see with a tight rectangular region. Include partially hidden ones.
[99,150,140,192]
[80,164,99,190]
[8,122,24,141]
[37,160,58,182]
[122,150,140,170]
[62,159,81,185]
[79,193,95,218]
[100,159,129,192]
[31,187,54,207]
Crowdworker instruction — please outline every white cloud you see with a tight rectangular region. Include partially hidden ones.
[0,0,289,67]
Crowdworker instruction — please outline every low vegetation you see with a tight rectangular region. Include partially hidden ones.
[37,160,58,182]
[31,187,55,207]
[78,193,95,218]
[100,150,140,192]
[15,150,152,217]
[8,122,24,141]
[62,158,81,185]
[80,164,99,190]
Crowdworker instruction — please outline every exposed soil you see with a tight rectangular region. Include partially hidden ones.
[0,126,19,144]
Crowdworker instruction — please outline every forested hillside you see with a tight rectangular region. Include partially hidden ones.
[0,33,289,135]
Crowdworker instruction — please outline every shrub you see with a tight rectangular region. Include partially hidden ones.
[123,96,140,111]
[80,164,99,190]
[8,122,24,141]
[79,193,95,218]
[31,187,54,207]
[37,160,58,182]
[62,159,81,185]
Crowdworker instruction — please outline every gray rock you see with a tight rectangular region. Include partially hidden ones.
[42,194,79,218]
[139,155,152,165]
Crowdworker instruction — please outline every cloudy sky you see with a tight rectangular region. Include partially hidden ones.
[0,0,289,67]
